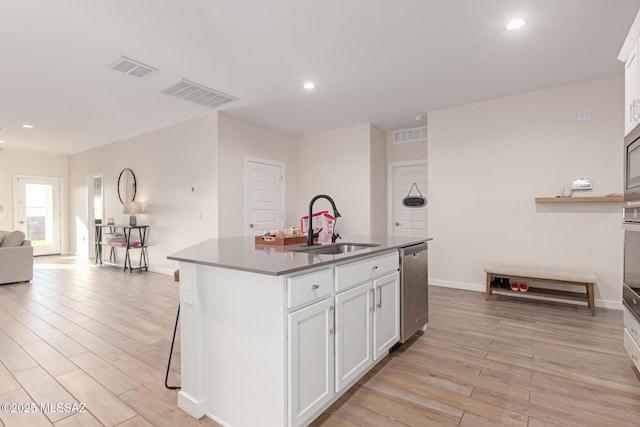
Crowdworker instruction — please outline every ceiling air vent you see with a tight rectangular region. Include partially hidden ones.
[393,126,427,144]
[161,79,238,109]
[109,56,157,78]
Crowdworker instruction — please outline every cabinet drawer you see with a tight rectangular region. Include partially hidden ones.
[335,252,399,292]
[287,268,333,309]
[624,328,640,372]
[624,306,640,345]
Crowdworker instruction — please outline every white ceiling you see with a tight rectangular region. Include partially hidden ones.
[1,0,639,155]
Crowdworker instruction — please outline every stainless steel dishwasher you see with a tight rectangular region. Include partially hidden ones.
[399,242,429,343]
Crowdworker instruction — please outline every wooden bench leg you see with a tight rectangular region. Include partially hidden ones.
[485,273,493,301]
[587,283,595,316]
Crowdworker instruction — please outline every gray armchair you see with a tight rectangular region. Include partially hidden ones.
[0,231,33,284]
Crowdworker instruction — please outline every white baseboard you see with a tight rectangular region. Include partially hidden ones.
[177,391,205,419]
[205,412,232,427]
[429,279,622,310]
[148,266,174,276]
[429,279,484,292]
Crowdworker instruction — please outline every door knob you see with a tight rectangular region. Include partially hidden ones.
[19,221,25,224]
[395,222,400,226]
[249,223,254,228]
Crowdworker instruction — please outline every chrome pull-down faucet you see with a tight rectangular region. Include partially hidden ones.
[306,194,341,246]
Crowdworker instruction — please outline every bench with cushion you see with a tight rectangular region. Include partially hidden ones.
[0,230,33,284]
[484,262,596,315]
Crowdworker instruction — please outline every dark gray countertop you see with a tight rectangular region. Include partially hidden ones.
[168,235,432,276]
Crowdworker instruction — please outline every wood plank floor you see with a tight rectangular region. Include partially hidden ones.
[0,256,639,426]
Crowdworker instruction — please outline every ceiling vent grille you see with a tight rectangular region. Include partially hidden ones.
[110,56,157,78]
[393,126,427,144]
[161,79,238,109]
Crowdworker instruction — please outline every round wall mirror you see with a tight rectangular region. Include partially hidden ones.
[118,168,137,204]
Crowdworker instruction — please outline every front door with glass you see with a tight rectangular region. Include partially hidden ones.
[14,177,62,256]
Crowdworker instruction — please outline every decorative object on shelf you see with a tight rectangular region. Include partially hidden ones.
[94,219,102,224]
[123,201,142,226]
[402,182,427,208]
[560,187,573,197]
[107,217,115,225]
[117,168,137,204]
[572,177,592,190]
[285,227,300,237]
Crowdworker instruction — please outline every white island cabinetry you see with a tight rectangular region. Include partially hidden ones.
[289,251,399,424]
[176,250,401,427]
[169,235,430,427]
[334,252,399,393]
[373,272,400,360]
[286,267,335,426]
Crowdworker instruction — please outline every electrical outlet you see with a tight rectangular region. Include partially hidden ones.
[181,280,193,305]
[577,110,592,121]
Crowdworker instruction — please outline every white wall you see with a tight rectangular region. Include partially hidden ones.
[68,114,218,274]
[297,124,372,235]
[428,75,624,305]
[370,124,388,234]
[0,150,69,253]
[217,112,299,237]
[386,131,428,163]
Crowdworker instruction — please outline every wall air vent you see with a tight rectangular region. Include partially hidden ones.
[109,56,158,78]
[393,126,427,144]
[161,79,238,109]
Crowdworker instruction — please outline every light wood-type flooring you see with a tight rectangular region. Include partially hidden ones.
[1,256,639,426]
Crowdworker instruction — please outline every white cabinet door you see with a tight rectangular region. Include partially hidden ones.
[335,282,373,392]
[373,272,400,361]
[626,41,639,136]
[288,298,335,427]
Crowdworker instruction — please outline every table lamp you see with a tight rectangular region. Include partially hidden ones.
[123,201,142,226]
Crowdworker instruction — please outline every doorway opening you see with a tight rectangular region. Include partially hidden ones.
[86,174,104,259]
[13,176,62,256]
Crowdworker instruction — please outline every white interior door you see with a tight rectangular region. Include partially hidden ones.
[14,176,62,256]
[389,161,428,238]
[245,158,285,236]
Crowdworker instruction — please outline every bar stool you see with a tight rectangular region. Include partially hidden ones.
[165,270,181,390]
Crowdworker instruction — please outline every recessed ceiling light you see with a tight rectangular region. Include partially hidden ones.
[22,124,34,129]
[0,140,5,144]
[303,82,315,90]
[505,19,526,31]
[415,115,424,121]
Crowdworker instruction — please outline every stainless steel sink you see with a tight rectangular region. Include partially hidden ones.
[292,242,379,255]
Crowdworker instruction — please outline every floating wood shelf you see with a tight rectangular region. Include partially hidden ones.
[535,196,623,203]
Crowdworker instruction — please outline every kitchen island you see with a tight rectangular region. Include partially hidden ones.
[168,235,430,427]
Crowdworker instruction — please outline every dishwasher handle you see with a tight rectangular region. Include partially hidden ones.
[399,242,428,257]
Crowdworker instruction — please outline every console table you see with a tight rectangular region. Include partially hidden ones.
[95,224,149,273]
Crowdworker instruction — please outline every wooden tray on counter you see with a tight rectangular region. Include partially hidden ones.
[255,236,307,246]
